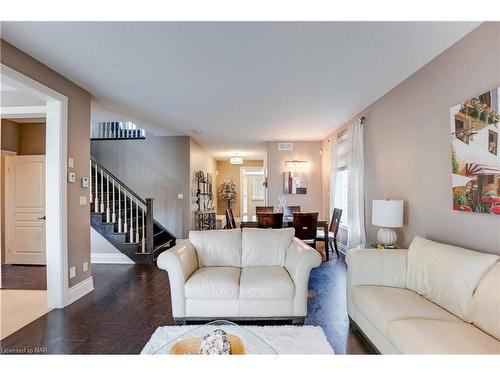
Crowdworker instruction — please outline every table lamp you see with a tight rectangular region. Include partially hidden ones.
[372,199,404,247]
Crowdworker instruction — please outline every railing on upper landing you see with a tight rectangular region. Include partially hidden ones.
[90,157,154,253]
[91,121,146,140]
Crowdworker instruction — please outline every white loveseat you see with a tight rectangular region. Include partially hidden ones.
[347,236,500,354]
[157,228,322,324]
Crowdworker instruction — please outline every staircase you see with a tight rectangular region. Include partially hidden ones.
[89,157,176,264]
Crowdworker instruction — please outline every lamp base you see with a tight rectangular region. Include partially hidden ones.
[377,227,398,247]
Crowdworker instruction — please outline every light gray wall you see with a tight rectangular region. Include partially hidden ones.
[91,135,191,238]
[324,22,500,255]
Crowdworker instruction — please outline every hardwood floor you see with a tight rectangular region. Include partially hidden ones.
[1,265,47,290]
[0,256,374,354]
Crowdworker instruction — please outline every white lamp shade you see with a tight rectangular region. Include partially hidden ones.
[372,199,404,228]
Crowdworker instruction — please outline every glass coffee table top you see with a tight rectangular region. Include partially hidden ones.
[152,320,277,354]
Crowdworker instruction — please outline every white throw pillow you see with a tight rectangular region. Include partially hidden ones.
[406,236,499,321]
[241,228,295,267]
[189,229,242,267]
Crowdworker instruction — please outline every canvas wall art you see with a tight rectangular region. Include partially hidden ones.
[451,87,500,214]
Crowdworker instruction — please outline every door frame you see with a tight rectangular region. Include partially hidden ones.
[239,167,265,216]
[1,64,69,308]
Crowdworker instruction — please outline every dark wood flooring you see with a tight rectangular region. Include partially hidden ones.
[0,256,374,354]
[1,264,47,290]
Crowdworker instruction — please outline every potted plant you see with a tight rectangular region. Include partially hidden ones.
[219,180,237,209]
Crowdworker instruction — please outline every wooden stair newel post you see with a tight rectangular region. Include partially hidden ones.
[146,198,154,261]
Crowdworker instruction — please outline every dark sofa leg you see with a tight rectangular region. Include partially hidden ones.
[292,317,305,326]
[174,318,186,325]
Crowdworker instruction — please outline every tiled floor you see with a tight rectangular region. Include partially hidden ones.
[0,254,374,354]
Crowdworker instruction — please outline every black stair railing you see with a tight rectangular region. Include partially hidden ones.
[90,156,153,254]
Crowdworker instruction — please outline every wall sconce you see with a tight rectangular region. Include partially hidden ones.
[284,160,309,171]
[230,156,244,165]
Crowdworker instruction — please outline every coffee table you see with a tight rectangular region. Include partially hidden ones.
[152,320,277,354]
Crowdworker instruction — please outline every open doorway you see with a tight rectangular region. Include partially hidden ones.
[240,167,266,216]
[1,64,68,339]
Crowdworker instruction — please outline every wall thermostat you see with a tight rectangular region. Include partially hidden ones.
[81,176,89,188]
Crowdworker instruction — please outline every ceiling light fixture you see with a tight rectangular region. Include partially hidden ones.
[230,156,244,165]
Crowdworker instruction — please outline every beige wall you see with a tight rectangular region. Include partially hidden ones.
[216,160,264,217]
[1,119,19,153]
[18,122,46,155]
[1,40,92,286]
[267,141,323,214]
[1,119,46,155]
[189,138,218,232]
[322,22,500,255]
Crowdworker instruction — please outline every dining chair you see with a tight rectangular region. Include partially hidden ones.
[293,212,319,248]
[257,213,283,229]
[316,208,342,258]
[256,206,274,214]
[225,208,237,229]
[283,205,301,217]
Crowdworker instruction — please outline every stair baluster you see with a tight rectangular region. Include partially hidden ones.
[112,178,116,223]
[106,173,110,222]
[89,160,93,204]
[129,194,134,243]
[117,185,122,233]
[94,162,99,212]
[123,190,128,233]
[100,167,104,213]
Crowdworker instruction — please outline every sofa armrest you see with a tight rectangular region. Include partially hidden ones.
[157,240,199,318]
[346,248,407,319]
[285,238,322,316]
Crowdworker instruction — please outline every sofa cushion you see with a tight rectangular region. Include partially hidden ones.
[388,319,500,354]
[469,261,500,340]
[351,285,459,335]
[239,267,294,300]
[189,229,242,267]
[242,228,294,267]
[185,267,240,300]
[406,236,499,321]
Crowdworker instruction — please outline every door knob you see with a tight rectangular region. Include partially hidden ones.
[37,216,46,220]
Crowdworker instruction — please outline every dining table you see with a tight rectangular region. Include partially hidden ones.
[240,214,330,261]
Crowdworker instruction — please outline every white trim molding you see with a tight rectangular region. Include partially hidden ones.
[1,63,69,308]
[91,253,134,264]
[68,277,94,306]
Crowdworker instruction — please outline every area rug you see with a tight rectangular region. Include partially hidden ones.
[142,325,334,354]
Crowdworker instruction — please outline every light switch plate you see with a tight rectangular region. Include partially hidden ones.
[79,196,88,206]
[68,172,76,183]
[83,262,88,273]
[68,158,74,168]
[177,193,183,199]
[81,176,89,188]
[69,266,76,279]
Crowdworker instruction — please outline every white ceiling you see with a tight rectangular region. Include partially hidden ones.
[0,22,479,159]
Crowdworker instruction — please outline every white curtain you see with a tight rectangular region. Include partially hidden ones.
[329,134,338,220]
[346,118,366,248]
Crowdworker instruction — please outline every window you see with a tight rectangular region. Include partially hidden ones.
[332,133,348,223]
[489,130,498,155]
[455,118,469,144]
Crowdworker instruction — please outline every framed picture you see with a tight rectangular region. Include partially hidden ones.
[283,172,307,194]
[450,87,500,215]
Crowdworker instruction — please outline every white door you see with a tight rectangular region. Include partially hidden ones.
[5,155,46,265]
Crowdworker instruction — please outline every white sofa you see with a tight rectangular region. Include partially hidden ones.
[157,228,322,324]
[347,236,500,354]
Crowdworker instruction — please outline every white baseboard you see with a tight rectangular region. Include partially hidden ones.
[91,252,134,264]
[68,276,94,306]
